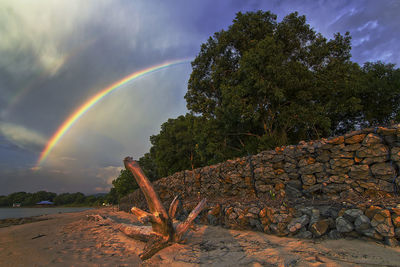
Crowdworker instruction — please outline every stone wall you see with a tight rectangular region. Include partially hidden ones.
[121,126,400,245]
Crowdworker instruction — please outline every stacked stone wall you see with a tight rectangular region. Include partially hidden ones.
[121,126,400,245]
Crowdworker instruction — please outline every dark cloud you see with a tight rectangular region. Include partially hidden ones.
[0,135,39,170]
[0,122,45,152]
[264,0,400,65]
[328,0,400,64]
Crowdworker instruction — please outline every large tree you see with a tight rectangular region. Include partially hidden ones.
[138,10,400,179]
[149,114,201,177]
[359,61,400,126]
[138,152,158,181]
[185,11,361,153]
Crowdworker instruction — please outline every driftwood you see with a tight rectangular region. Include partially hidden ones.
[111,157,207,260]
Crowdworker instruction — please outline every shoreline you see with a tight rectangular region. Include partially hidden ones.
[0,207,101,227]
[0,204,100,208]
[1,208,400,266]
[0,206,97,221]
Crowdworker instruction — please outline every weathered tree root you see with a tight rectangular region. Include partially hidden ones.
[95,157,207,260]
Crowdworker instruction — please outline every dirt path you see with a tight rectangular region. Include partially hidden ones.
[0,208,399,266]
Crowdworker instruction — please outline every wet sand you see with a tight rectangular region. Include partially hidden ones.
[1,208,400,266]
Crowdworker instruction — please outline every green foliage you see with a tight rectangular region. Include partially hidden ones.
[0,195,8,206]
[359,61,400,126]
[53,192,100,206]
[7,192,29,205]
[185,10,360,153]
[21,191,57,206]
[105,187,118,205]
[0,191,104,207]
[54,193,75,205]
[111,169,138,200]
[149,114,202,177]
[73,192,85,204]
[105,168,140,204]
[138,152,158,181]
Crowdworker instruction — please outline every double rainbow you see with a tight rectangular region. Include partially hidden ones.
[36,59,190,168]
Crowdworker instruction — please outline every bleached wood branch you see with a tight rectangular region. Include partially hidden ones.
[93,157,208,260]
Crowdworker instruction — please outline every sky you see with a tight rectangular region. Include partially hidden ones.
[1,0,399,195]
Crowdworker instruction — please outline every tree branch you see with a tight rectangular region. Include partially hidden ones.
[131,207,161,225]
[168,195,180,220]
[124,157,171,236]
[174,198,207,241]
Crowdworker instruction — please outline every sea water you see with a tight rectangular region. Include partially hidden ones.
[0,207,93,219]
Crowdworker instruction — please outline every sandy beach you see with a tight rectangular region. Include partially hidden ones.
[1,208,400,267]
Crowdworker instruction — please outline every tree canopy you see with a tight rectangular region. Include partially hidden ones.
[114,10,400,193]
[359,61,400,126]
[149,114,200,177]
[185,11,364,153]
[111,169,139,200]
[0,191,105,207]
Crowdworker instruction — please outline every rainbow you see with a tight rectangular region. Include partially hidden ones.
[36,59,190,167]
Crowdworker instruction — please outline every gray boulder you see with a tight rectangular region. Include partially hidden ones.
[354,215,371,232]
[320,206,340,219]
[299,207,313,217]
[249,218,263,232]
[336,216,354,233]
[328,230,343,239]
[343,209,363,223]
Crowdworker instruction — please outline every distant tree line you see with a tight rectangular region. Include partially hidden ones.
[0,191,108,207]
[108,10,400,201]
